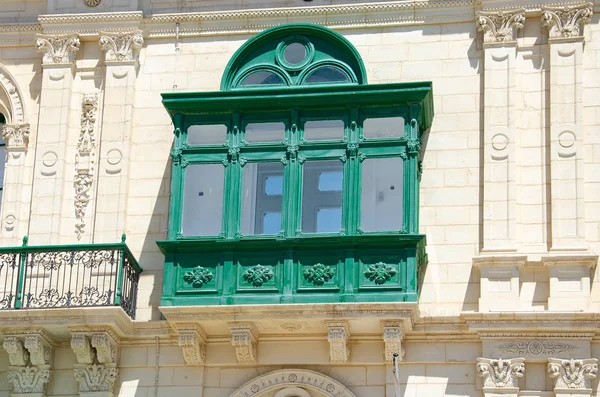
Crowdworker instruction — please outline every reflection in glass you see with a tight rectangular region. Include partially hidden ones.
[303,120,344,141]
[305,66,349,84]
[302,160,343,233]
[284,42,307,65]
[242,162,284,235]
[361,157,403,232]
[187,124,227,145]
[240,71,284,86]
[182,164,224,236]
[363,117,404,139]
[245,122,285,143]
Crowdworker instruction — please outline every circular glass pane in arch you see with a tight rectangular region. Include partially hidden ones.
[304,66,350,84]
[283,42,306,65]
[240,71,285,87]
[276,36,314,72]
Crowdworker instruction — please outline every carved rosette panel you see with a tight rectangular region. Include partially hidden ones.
[548,358,598,389]
[36,34,80,64]
[477,357,525,388]
[229,323,258,364]
[74,364,118,392]
[7,365,52,393]
[326,321,350,363]
[99,30,144,63]
[382,321,405,362]
[75,93,99,239]
[542,3,593,39]
[476,9,525,43]
[177,326,207,365]
[1,124,29,151]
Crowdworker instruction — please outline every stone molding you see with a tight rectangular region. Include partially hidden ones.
[2,124,30,151]
[477,357,525,388]
[542,3,593,39]
[0,64,27,124]
[99,30,143,63]
[7,365,52,394]
[229,322,258,364]
[382,320,405,362]
[74,363,118,393]
[476,9,525,43]
[35,33,80,64]
[548,358,598,390]
[326,320,350,363]
[177,325,207,365]
[229,369,358,397]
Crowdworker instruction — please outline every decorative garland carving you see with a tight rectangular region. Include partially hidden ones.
[476,9,525,43]
[74,93,98,239]
[7,366,52,393]
[183,266,213,288]
[382,320,405,362]
[476,357,525,388]
[303,263,335,286]
[99,30,143,62]
[36,34,80,64]
[1,124,29,151]
[243,264,274,287]
[541,3,593,39]
[229,323,258,364]
[548,358,598,389]
[326,321,350,363]
[177,326,207,365]
[497,340,577,357]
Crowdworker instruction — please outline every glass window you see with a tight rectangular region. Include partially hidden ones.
[187,124,227,145]
[284,43,307,65]
[361,157,404,232]
[245,122,285,143]
[241,162,284,235]
[305,66,349,84]
[0,113,5,208]
[302,160,343,233]
[182,164,225,236]
[303,120,344,141]
[240,71,284,86]
[363,117,404,139]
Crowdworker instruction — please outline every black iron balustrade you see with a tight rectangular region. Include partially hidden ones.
[0,235,142,319]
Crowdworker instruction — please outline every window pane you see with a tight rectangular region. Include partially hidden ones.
[245,122,285,143]
[240,71,284,86]
[242,162,284,235]
[0,145,5,187]
[182,164,224,236]
[361,157,404,232]
[284,43,306,65]
[303,120,344,141]
[363,117,404,139]
[305,66,349,84]
[302,160,343,233]
[187,124,227,145]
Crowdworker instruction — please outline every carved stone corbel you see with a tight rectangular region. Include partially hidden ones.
[3,336,29,366]
[229,323,258,364]
[177,325,207,365]
[23,334,53,366]
[70,330,120,395]
[548,358,598,391]
[326,320,350,363]
[91,332,119,365]
[382,320,405,363]
[1,124,30,151]
[71,333,95,364]
[36,34,80,65]
[476,357,525,391]
[542,3,593,39]
[476,9,525,44]
[99,30,143,63]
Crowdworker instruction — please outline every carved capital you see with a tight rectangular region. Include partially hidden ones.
[542,3,593,39]
[326,320,350,363]
[382,320,405,363]
[23,334,53,366]
[36,34,80,65]
[1,124,29,151]
[477,357,525,388]
[74,363,118,393]
[91,332,119,364]
[7,365,52,393]
[177,326,207,365]
[99,30,144,63]
[548,358,598,390]
[476,9,525,43]
[3,337,28,366]
[229,323,258,364]
[70,334,95,364]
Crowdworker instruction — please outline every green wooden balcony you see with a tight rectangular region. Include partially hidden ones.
[0,236,142,319]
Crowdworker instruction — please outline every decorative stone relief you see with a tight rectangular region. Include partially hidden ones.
[91,332,119,364]
[548,358,598,389]
[229,323,258,364]
[36,34,80,64]
[74,364,118,392]
[382,320,405,362]
[0,64,26,124]
[497,341,577,357]
[85,0,101,7]
[70,330,119,393]
[476,9,525,43]
[3,332,54,394]
[99,30,143,63]
[364,262,397,285]
[476,358,525,388]
[3,337,28,366]
[326,321,350,363]
[7,365,52,393]
[183,266,213,288]
[74,93,98,239]
[1,124,29,151]
[303,263,335,286]
[243,264,274,287]
[23,334,52,366]
[71,334,95,364]
[177,326,207,365]
[542,3,593,39]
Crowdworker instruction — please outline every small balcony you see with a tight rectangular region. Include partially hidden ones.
[0,236,142,319]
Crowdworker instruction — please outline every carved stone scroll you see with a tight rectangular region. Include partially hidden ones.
[326,321,350,363]
[477,357,525,389]
[3,337,28,366]
[542,3,593,39]
[91,332,119,365]
[229,323,258,364]
[177,326,207,365]
[74,363,118,393]
[382,320,405,363]
[2,124,30,151]
[99,31,143,63]
[476,9,525,43]
[23,334,52,366]
[7,365,52,394]
[548,358,598,391]
[36,34,80,65]
[71,334,95,364]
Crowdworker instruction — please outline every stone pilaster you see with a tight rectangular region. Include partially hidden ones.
[229,323,258,364]
[29,33,80,244]
[326,320,350,363]
[548,358,598,397]
[542,3,592,251]
[476,9,524,252]
[476,357,525,396]
[3,332,54,397]
[94,31,143,242]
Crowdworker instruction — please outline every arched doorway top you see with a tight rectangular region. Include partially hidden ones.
[230,369,358,397]
[0,63,27,124]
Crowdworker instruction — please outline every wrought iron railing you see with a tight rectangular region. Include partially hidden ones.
[0,235,142,319]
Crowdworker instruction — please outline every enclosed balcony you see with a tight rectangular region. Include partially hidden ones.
[0,236,141,319]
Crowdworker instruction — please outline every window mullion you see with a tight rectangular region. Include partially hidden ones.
[223,113,243,238]
[282,110,302,237]
[342,108,360,236]
[169,114,184,239]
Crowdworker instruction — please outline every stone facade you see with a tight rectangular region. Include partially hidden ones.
[0,1,599,397]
